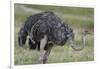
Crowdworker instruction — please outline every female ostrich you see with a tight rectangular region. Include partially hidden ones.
[18,11,89,64]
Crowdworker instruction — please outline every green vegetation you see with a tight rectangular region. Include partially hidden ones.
[14,3,94,65]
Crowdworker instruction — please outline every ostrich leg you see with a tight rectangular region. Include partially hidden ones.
[43,43,53,64]
[37,35,47,64]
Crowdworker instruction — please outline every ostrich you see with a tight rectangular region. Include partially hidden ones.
[18,11,90,64]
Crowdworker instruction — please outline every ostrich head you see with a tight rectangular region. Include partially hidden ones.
[68,30,90,51]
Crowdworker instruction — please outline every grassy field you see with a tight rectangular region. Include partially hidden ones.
[14,4,94,65]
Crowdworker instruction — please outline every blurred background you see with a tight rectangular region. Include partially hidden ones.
[14,3,94,65]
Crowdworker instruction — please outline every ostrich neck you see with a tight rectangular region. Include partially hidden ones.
[70,33,86,51]
[81,34,86,48]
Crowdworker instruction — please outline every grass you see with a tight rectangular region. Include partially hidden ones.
[14,4,94,65]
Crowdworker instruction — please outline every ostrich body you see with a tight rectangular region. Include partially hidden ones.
[18,11,89,64]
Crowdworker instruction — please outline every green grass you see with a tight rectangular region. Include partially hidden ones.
[14,4,94,65]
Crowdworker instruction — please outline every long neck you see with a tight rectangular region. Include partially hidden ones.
[81,33,86,48]
[70,33,86,51]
